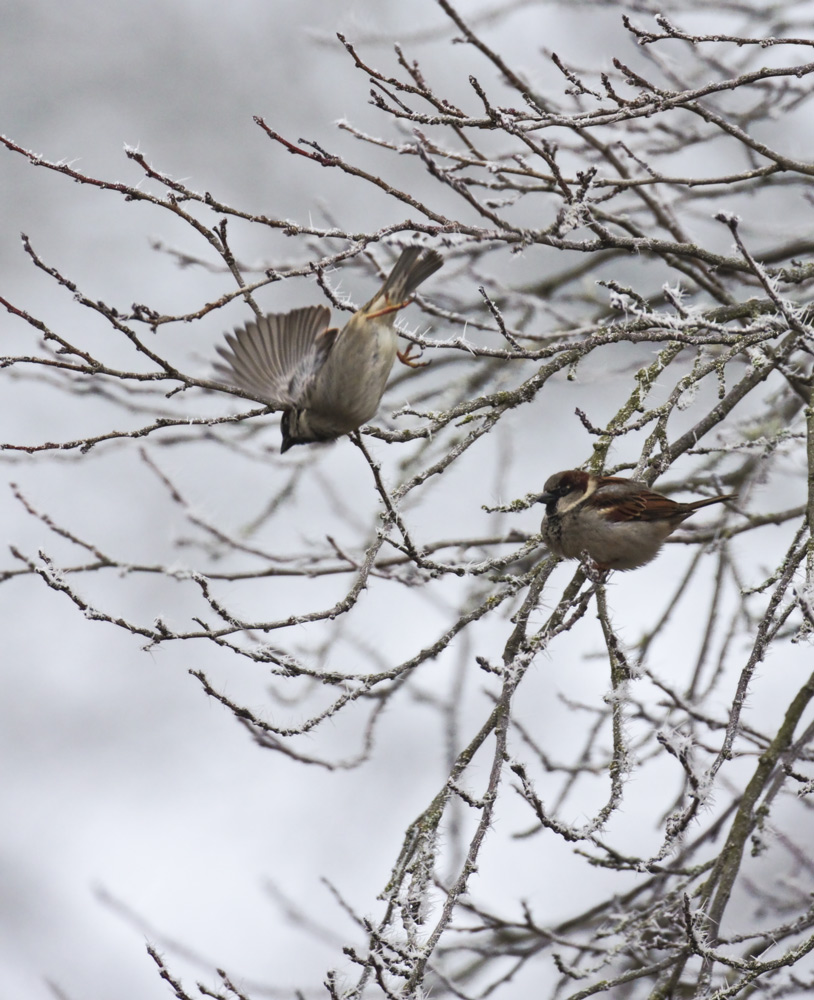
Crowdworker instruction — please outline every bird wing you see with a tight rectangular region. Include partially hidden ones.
[593,479,682,523]
[214,305,334,407]
[601,492,682,522]
[596,478,734,522]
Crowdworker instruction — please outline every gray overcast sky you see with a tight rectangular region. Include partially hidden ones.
[3,2,812,998]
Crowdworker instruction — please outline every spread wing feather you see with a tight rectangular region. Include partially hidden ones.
[214,305,332,407]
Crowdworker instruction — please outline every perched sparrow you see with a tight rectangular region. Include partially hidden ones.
[537,469,736,571]
[214,246,443,452]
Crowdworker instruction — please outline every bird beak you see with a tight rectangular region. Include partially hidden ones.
[535,491,555,505]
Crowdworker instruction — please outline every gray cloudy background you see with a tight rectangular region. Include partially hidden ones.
[3,1,812,998]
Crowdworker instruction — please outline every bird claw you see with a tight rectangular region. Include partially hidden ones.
[582,555,610,582]
[398,345,430,368]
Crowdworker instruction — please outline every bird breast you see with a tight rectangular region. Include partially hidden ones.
[544,503,676,571]
[309,319,398,431]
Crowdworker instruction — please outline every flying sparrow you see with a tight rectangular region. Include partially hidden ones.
[537,469,736,571]
[214,246,443,452]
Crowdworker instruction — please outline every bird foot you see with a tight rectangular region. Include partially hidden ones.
[582,556,610,582]
[367,298,411,320]
[398,345,430,368]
